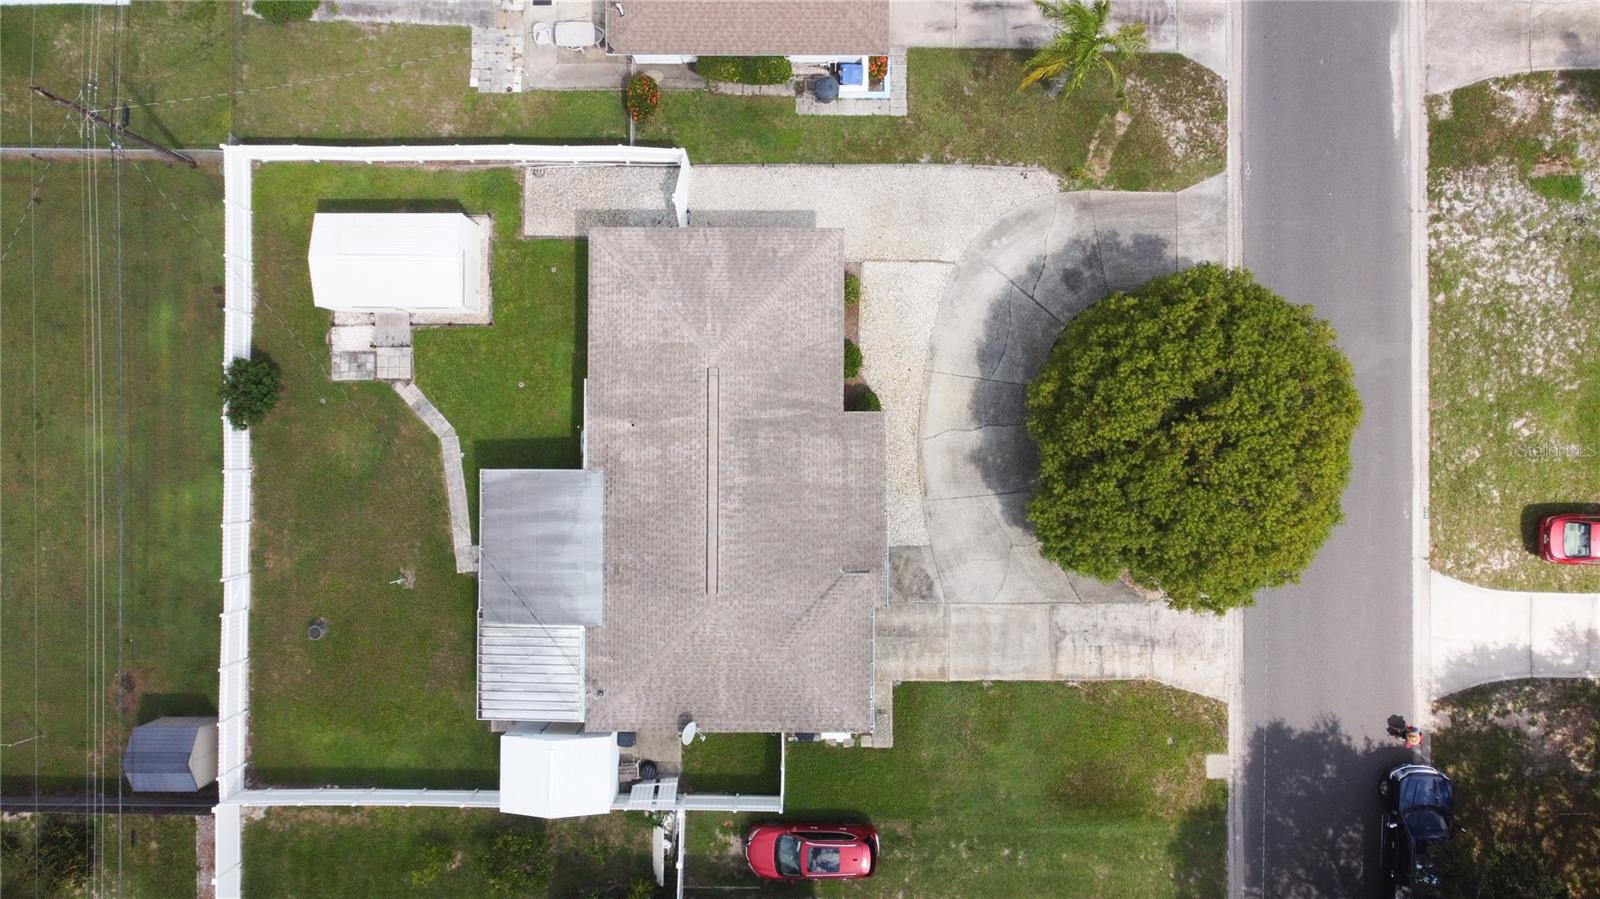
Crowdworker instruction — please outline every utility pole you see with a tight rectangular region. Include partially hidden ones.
[28,85,197,169]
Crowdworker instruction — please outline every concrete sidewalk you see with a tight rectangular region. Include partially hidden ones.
[889,0,1227,77]
[1429,571,1600,698]
[1426,0,1600,94]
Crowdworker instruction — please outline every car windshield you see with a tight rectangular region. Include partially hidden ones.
[806,845,843,875]
[775,836,802,877]
[1399,772,1454,814]
[1405,809,1450,840]
[1565,521,1591,557]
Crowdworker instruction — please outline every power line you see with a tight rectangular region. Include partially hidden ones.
[29,85,196,168]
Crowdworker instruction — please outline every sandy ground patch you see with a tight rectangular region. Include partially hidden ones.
[522,165,677,236]
[859,261,953,546]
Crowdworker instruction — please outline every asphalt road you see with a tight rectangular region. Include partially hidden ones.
[1236,2,1419,896]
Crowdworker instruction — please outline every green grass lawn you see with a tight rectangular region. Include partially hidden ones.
[0,158,224,790]
[243,807,658,898]
[1,813,198,899]
[688,682,1227,898]
[1,6,1224,188]
[1428,72,1600,590]
[640,51,1224,190]
[247,163,583,786]
[1433,678,1600,896]
[681,733,782,795]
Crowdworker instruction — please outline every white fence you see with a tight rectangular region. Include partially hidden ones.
[213,143,696,898]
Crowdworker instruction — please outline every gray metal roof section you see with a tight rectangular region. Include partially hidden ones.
[123,718,209,792]
[583,227,886,735]
[479,468,604,627]
[477,623,587,722]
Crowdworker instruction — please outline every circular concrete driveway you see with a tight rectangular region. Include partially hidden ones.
[918,175,1228,605]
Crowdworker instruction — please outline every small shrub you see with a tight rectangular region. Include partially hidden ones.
[482,830,552,895]
[844,271,861,307]
[844,340,863,379]
[850,387,882,412]
[253,0,319,23]
[695,56,793,85]
[410,841,451,888]
[221,355,282,431]
[625,879,657,899]
[1528,172,1586,201]
[626,74,660,122]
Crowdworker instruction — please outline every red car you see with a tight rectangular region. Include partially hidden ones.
[1539,514,1600,564]
[743,823,879,880]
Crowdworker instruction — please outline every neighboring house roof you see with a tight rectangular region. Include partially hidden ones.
[307,213,484,313]
[583,227,885,734]
[122,717,217,793]
[605,1,889,56]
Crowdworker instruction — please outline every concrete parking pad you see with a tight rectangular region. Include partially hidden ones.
[874,600,1232,699]
[689,165,1059,262]
[1426,0,1600,94]
[920,175,1228,607]
[886,0,1228,77]
[947,604,1055,680]
[875,601,950,681]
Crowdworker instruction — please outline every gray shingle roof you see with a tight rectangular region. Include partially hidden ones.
[583,227,885,734]
[123,718,212,792]
[479,469,605,627]
[606,1,890,56]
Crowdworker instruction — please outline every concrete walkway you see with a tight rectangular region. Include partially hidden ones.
[1426,0,1600,94]
[392,382,477,574]
[1429,571,1600,698]
[920,175,1227,606]
[889,0,1228,77]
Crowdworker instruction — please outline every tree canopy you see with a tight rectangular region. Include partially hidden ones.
[1026,264,1361,613]
[1019,0,1147,99]
[221,355,282,431]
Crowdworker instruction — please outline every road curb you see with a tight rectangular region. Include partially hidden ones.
[1408,0,1435,735]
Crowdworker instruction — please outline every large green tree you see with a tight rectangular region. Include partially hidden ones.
[1026,264,1361,613]
[1019,0,1148,98]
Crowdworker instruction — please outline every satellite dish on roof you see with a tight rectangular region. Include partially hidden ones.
[680,720,699,746]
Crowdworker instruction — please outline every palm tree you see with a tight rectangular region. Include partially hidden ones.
[1019,0,1148,99]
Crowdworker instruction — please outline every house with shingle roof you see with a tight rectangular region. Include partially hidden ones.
[477,227,885,750]
[606,0,896,102]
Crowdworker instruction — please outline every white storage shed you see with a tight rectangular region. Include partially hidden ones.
[308,212,485,314]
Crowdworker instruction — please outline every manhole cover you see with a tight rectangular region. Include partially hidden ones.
[308,618,329,641]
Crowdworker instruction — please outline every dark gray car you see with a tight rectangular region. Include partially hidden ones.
[1380,763,1455,889]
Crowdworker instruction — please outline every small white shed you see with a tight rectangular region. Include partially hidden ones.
[308,212,485,314]
[498,725,620,819]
